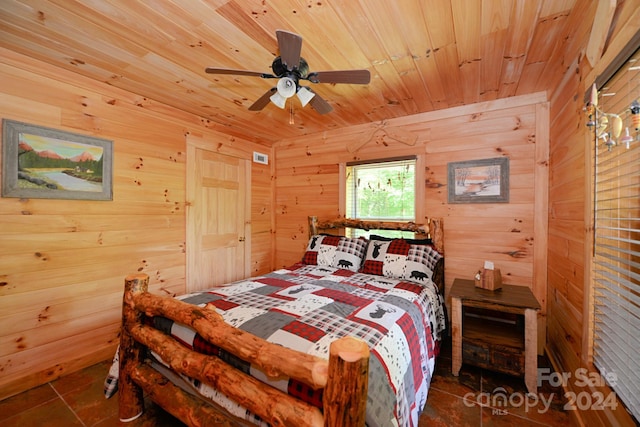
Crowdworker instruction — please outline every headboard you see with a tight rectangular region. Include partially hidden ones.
[308,216,444,255]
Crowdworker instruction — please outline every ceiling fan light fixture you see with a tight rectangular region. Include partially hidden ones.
[270,77,296,109]
[269,92,287,109]
[276,77,296,98]
[297,86,315,107]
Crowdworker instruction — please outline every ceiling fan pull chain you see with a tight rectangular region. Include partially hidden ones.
[289,100,295,125]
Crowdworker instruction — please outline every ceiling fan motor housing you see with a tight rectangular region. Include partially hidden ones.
[272,56,309,80]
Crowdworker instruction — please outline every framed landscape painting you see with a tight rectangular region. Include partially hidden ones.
[447,157,509,204]
[1,119,113,200]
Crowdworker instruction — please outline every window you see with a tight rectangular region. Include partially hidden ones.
[591,47,639,421]
[345,157,416,238]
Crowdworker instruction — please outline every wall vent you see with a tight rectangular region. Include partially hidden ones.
[253,152,268,165]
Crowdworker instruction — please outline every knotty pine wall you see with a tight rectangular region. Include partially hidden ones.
[545,2,639,426]
[0,48,273,400]
[272,92,550,351]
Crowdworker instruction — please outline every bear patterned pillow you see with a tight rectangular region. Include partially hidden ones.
[406,243,442,282]
[334,236,368,271]
[302,235,368,272]
[361,238,442,283]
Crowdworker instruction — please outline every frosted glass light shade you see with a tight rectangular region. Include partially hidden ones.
[270,92,287,109]
[297,87,315,107]
[270,77,296,109]
[276,77,296,97]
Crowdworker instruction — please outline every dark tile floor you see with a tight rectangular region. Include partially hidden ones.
[420,338,575,426]
[0,337,575,426]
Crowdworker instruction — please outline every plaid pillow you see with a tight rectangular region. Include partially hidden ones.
[302,235,368,272]
[361,239,442,283]
[405,243,442,282]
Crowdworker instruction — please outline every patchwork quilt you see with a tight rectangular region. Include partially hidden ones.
[105,263,447,427]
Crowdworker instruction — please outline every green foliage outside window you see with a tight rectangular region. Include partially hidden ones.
[346,159,416,238]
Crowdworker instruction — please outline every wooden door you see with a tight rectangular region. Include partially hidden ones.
[187,143,250,292]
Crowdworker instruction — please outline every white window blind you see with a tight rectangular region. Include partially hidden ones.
[592,47,640,422]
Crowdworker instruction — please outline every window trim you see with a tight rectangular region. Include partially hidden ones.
[583,27,640,368]
[346,155,417,167]
[340,155,425,229]
[582,29,640,104]
[583,36,640,423]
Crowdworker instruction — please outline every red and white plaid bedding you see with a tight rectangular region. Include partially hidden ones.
[105,263,446,427]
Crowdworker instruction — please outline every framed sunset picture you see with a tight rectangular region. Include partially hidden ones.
[2,119,113,200]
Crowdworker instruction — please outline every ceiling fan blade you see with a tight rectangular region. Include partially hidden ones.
[248,88,277,111]
[307,69,371,84]
[276,30,303,71]
[205,67,275,79]
[309,92,333,114]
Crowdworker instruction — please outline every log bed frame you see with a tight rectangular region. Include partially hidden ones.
[308,216,444,256]
[118,216,444,427]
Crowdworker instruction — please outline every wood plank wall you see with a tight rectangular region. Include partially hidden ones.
[272,92,550,343]
[1,3,637,422]
[546,0,593,387]
[546,2,639,426]
[0,48,273,400]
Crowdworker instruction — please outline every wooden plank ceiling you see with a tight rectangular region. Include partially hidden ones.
[0,0,582,145]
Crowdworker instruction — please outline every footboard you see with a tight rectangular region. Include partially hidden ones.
[119,274,370,427]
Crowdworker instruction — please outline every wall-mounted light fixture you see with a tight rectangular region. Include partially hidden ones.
[586,83,640,151]
[631,100,640,131]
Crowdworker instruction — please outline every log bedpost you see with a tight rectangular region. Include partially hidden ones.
[309,215,319,238]
[323,336,369,427]
[118,273,149,422]
[429,218,444,255]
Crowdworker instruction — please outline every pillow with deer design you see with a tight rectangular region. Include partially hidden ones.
[302,235,368,272]
[360,238,442,283]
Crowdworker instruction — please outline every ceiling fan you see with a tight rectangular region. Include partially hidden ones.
[205,30,371,115]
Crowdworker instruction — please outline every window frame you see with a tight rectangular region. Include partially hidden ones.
[340,155,425,238]
[584,40,640,423]
[584,28,640,366]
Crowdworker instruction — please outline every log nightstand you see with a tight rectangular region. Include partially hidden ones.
[450,278,541,394]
